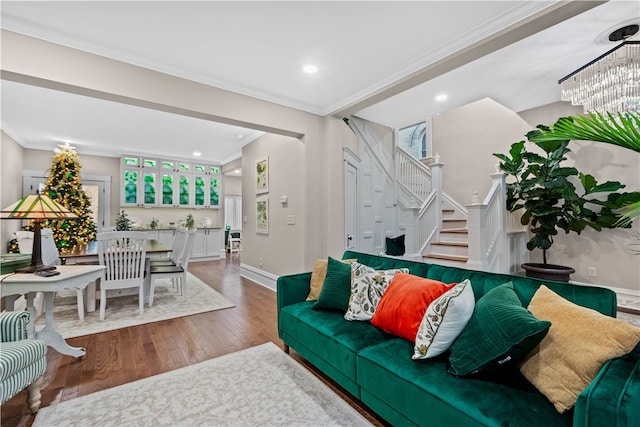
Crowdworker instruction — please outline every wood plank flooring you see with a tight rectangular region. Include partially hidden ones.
[1,255,387,427]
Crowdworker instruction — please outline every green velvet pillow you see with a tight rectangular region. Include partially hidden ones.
[312,257,353,312]
[448,282,551,377]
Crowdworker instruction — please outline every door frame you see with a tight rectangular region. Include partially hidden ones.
[343,148,360,251]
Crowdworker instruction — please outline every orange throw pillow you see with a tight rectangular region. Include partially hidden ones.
[371,272,453,342]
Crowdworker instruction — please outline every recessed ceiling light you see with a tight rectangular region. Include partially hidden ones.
[193,151,202,157]
[435,93,448,102]
[303,64,318,74]
[234,169,241,174]
[236,133,243,139]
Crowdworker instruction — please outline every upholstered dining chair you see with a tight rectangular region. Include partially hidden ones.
[0,311,47,413]
[96,231,148,320]
[148,228,196,306]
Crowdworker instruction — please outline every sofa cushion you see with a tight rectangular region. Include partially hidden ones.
[448,282,551,377]
[280,301,389,394]
[342,251,430,277]
[521,285,640,414]
[413,279,475,359]
[371,273,452,342]
[344,263,407,321]
[306,258,356,301]
[357,339,571,427]
[312,257,353,312]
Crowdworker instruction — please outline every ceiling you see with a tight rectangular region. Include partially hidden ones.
[1,1,639,167]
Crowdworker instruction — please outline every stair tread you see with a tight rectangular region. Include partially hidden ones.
[432,242,468,247]
[440,228,468,234]
[424,254,469,262]
[442,218,466,222]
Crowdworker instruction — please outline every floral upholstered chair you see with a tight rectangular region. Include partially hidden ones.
[0,311,47,412]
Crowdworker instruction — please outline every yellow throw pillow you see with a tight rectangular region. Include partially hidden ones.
[520,285,640,414]
[306,258,356,301]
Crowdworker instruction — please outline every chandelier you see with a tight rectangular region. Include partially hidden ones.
[559,25,639,115]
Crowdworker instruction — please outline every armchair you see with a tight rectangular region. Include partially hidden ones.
[0,311,47,412]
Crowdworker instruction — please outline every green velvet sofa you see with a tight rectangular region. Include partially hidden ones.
[277,251,640,427]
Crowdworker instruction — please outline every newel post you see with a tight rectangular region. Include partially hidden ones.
[431,153,444,242]
[466,202,486,271]
[492,170,508,272]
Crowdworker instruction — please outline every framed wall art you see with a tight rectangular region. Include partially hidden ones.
[256,197,269,234]
[256,156,269,194]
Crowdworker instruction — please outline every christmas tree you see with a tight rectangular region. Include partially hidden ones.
[115,210,132,231]
[44,143,97,252]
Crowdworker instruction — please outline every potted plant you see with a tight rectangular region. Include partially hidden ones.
[115,210,132,231]
[185,213,195,229]
[148,217,159,230]
[494,113,640,281]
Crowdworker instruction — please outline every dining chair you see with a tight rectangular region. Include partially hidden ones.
[229,230,241,254]
[15,231,35,255]
[96,231,148,320]
[41,228,89,320]
[148,228,196,306]
[150,227,187,267]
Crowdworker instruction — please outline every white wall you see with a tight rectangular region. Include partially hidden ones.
[431,98,532,205]
[519,102,640,293]
[1,132,25,248]
[241,133,306,276]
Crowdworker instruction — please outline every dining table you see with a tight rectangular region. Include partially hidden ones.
[60,239,172,312]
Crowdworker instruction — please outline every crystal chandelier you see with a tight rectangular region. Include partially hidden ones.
[559,25,639,115]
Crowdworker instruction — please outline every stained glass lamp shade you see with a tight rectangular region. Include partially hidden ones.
[1,192,78,273]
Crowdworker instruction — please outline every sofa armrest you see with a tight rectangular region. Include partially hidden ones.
[0,311,31,342]
[276,272,312,312]
[573,343,640,427]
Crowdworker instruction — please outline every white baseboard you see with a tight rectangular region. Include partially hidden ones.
[240,263,278,292]
[609,285,640,311]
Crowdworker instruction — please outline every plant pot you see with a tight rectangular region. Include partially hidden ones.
[521,263,575,282]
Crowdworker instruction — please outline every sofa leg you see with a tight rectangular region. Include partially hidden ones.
[27,376,43,413]
[283,344,290,354]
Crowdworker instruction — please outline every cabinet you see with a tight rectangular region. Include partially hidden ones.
[121,156,222,209]
[192,229,221,260]
[193,164,221,208]
[121,156,159,207]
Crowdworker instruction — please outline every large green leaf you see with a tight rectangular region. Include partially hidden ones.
[528,112,640,152]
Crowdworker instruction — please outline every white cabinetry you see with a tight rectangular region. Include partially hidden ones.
[120,155,221,209]
[192,229,221,260]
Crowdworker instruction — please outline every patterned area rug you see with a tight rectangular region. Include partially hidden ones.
[33,342,372,427]
[34,273,234,339]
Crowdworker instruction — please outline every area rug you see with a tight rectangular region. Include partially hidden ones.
[34,273,235,339]
[33,342,372,426]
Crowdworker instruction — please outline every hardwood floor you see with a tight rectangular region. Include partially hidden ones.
[1,254,387,427]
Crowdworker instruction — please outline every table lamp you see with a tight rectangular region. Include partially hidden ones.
[1,191,78,273]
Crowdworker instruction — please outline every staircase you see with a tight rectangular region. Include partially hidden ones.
[348,115,527,274]
[423,209,469,266]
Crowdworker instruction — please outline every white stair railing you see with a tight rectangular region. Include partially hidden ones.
[350,116,394,175]
[396,146,432,202]
[467,172,507,272]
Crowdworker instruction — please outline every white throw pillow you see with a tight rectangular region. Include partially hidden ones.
[344,263,408,321]
[412,279,475,359]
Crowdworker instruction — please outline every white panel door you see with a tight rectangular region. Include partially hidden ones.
[344,160,358,251]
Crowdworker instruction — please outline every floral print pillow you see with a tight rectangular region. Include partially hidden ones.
[412,279,475,359]
[344,263,408,321]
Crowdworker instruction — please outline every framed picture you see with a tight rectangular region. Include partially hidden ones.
[256,197,269,234]
[256,156,269,194]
